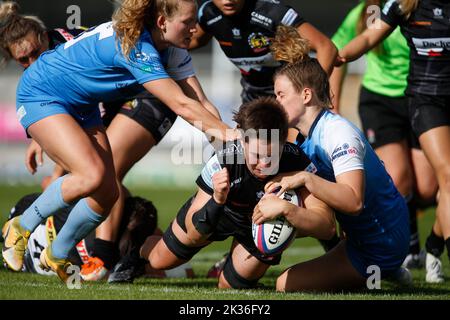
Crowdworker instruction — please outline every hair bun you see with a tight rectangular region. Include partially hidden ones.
[0,1,20,27]
[271,25,310,64]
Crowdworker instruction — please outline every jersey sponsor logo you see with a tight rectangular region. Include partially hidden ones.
[247,32,271,53]
[281,8,299,26]
[331,143,358,161]
[16,105,27,122]
[284,144,300,155]
[230,177,242,188]
[304,162,318,174]
[55,28,75,41]
[135,51,152,63]
[251,11,273,28]
[412,37,450,56]
[206,15,223,26]
[229,53,280,72]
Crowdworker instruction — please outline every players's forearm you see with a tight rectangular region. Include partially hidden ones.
[284,204,336,240]
[303,173,363,215]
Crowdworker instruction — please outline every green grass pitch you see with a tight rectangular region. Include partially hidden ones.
[0,184,449,300]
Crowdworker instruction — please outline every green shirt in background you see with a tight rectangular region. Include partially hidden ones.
[332,2,409,97]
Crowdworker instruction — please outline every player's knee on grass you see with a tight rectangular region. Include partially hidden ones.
[219,254,259,289]
[154,223,205,269]
[275,272,288,292]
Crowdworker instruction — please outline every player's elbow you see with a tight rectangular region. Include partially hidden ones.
[347,200,363,216]
[317,217,336,240]
[321,223,336,241]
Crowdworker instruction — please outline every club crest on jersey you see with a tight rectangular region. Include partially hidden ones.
[433,8,443,19]
[232,28,241,39]
[247,32,270,53]
[256,191,265,199]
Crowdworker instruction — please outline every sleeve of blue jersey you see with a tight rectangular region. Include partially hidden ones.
[381,0,403,28]
[115,40,171,85]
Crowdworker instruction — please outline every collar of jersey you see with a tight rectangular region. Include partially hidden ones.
[307,109,327,139]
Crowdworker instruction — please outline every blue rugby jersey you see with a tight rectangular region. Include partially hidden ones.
[17,22,195,107]
[295,110,407,241]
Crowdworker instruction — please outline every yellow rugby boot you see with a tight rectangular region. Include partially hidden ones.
[40,247,73,283]
[2,216,30,271]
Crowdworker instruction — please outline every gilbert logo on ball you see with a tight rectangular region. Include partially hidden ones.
[252,190,299,256]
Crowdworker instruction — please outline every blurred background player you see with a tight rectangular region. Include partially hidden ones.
[107,97,336,287]
[338,0,450,284]
[329,0,438,270]
[266,26,410,291]
[1,194,194,279]
[190,0,337,102]
[0,1,84,69]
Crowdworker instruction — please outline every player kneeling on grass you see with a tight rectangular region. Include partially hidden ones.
[1,194,193,280]
[107,97,336,288]
[261,25,411,292]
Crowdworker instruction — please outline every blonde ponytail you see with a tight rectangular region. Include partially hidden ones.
[113,0,153,59]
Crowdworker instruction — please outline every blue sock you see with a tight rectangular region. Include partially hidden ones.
[51,198,105,259]
[20,176,70,232]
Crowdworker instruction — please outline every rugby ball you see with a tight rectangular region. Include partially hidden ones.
[252,190,299,256]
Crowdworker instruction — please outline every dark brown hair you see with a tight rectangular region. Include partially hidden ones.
[233,96,289,143]
[0,1,46,64]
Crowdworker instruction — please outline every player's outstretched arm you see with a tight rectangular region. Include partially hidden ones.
[296,22,337,76]
[143,78,231,141]
[338,19,393,65]
[177,76,222,120]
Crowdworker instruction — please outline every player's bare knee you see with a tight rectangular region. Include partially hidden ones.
[148,250,169,270]
[77,161,107,195]
[217,273,231,289]
[275,274,287,292]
